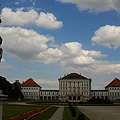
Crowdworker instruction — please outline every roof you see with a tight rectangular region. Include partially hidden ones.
[105,78,120,88]
[21,78,41,87]
[58,73,90,80]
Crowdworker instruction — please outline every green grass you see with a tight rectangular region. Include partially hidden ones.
[62,107,90,120]
[29,107,58,120]
[3,104,39,120]
[25,100,62,104]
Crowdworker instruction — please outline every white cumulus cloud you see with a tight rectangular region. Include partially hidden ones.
[0,27,59,63]
[1,26,120,75]
[1,7,63,29]
[56,0,120,13]
[92,25,120,49]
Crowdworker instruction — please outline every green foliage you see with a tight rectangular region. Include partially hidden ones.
[0,76,24,99]
[0,76,13,97]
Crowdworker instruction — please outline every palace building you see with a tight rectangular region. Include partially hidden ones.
[21,78,41,100]
[20,73,120,102]
[58,73,91,102]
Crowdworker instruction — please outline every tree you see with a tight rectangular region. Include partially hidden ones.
[0,76,13,98]
[12,80,24,99]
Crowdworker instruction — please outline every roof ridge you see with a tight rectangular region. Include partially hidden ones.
[58,73,89,80]
[105,78,120,88]
[21,78,41,87]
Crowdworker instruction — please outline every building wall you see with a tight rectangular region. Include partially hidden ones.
[21,86,41,100]
[40,90,59,100]
[105,87,120,100]
[59,79,91,102]
[91,90,108,99]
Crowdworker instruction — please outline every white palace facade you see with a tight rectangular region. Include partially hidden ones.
[58,73,91,102]
[20,73,120,102]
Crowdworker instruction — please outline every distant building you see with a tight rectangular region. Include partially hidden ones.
[91,90,108,99]
[21,78,59,100]
[105,78,120,100]
[19,73,120,102]
[21,78,41,100]
[40,90,59,100]
[58,73,92,102]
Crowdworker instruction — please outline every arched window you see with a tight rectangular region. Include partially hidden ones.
[73,96,76,100]
[78,96,80,100]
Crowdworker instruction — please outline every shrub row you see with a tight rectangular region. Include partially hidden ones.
[69,103,76,117]
[69,103,86,120]
[8,105,51,120]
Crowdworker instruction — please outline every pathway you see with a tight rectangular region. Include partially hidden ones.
[77,106,120,120]
[49,107,64,120]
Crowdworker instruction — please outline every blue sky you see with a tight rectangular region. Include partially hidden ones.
[0,0,120,90]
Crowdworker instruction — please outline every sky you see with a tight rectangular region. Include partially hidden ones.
[0,0,120,90]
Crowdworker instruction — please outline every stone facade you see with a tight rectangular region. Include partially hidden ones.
[91,90,108,99]
[20,73,120,101]
[40,90,59,100]
[105,78,120,100]
[58,73,92,102]
[21,78,41,100]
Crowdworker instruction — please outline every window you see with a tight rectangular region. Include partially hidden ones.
[73,87,76,91]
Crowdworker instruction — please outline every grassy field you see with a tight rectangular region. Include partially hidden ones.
[29,107,58,120]
[2,104,39,120]
[3,99,120,120]
[62,107,90,120]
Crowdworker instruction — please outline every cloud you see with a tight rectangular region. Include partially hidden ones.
[1,26,120,76]
[92,25,120,49]
[1,7,63,29]
[59,42,107,66]
[0,60,14,69]
[56,0,120,13]
[92,81,110,90]
[37,79,59,90]
[15,2,20,5]
[0,27,63,63]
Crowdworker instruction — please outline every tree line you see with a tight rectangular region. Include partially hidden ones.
[0,76,24,100]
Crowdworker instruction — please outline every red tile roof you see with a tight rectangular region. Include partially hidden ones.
[58,73,90,80]
[21,78,41,87]
[105,78,120,88]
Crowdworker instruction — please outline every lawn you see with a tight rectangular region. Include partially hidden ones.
[2,104,39,120]
[62,107,90,120]
[29,107,58,120]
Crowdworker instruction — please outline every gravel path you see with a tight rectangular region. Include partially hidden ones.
[49,107,64,120]
[77,106,120,120]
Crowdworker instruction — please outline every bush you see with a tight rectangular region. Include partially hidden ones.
[71,107,76,117]
[78,113,85,120]
[68,102,76,117]
[69,102,72,111]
